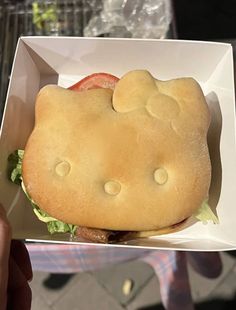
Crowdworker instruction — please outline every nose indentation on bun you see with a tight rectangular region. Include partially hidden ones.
[55,161,71,176]
[154,168,168,185]
[146,93,180,121]
[104,180,121,196]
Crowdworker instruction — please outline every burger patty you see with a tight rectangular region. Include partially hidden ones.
[76,219,187,244]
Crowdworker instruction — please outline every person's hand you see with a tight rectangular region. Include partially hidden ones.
[0,204,11,310]
[0,204,32,310]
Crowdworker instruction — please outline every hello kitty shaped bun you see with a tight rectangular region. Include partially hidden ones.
[22,70,211,232]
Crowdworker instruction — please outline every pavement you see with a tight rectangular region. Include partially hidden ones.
[29,251,236,310]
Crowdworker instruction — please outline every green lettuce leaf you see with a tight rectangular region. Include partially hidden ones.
[8,150,77,235]
[47,221,77,235]
[28,193,77,235]
[33,207,76,234]
[194,200,219,224]
[33,207,59,223]
[8,150,24,185]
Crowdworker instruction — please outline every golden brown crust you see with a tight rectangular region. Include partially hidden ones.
[22,70,211,231]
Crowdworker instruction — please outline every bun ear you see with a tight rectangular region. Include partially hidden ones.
[113,70,158,112]
[156,78,211,137]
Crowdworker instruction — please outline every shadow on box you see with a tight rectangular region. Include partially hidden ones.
[206,92,222,217]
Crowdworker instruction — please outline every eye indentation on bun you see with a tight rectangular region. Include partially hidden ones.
[154,168,168,185]
[104,180,121,196]
[146,93,180,121]
[55,161,71,177]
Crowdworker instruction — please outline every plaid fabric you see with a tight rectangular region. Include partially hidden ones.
[141,251,193,310]
[26,244,222,310]
[26,244,151,273]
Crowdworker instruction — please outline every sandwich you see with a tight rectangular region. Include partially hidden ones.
[8,70,219,243]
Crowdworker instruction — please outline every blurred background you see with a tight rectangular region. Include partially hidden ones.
[2,0,236,119]
[0,0,175,116]
[1,1,236,309]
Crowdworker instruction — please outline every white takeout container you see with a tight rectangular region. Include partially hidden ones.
[0,37,236,251]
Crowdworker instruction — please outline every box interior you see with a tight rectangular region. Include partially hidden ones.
[0,37,235,251]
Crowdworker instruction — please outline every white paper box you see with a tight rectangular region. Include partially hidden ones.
[0,37,235,251]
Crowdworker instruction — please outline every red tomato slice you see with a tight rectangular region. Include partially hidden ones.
[68,73,119,92]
